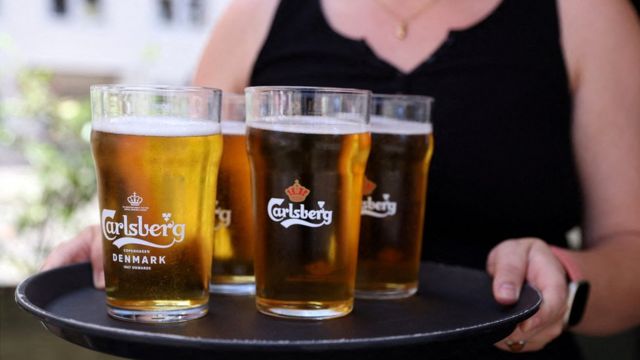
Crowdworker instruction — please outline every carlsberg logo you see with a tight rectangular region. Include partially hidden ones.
[267,179,333,228]
[101,209,186,249]
[214,200,232,229]
[361,193,397,218]
[360,177,397,218]
[268,199,333,228]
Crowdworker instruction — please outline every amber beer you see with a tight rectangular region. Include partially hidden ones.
[211,93,255,294]
[90,85,222,323]
[246,87,371,319]
[356,94,434,299]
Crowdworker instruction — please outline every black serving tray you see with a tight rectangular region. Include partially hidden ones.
[15,262,540,360]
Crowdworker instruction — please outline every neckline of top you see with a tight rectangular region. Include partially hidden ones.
[315,0,507,76]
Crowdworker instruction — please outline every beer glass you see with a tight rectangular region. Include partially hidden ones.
[210,93,255,295]
[246,86,371,319]
[90,85,222,322]
[356,94,434,299]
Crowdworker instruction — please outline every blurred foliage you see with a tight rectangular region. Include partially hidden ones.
[0,69,96,270]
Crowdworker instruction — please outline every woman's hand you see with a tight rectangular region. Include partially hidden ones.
[487,238,569,352]
[41,224,104,289]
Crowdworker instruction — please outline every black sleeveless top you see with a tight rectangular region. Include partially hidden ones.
[250,1,583,357]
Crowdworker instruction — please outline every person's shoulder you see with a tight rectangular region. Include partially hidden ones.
[559,0,639,26]
[219,0,280,30]
[558,0,640,89]
[209,0,279,46]
[193,0,280,91]
[558,0,639,41]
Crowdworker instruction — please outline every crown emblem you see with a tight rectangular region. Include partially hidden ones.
[285,180,310,203]
[127,192,143,207]
[363,177,377,196]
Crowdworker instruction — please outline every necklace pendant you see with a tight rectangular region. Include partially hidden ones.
[396,22,407,40]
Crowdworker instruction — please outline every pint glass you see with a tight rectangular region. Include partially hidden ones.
[356,94,434,299]
[246,86,371,319]
[90,85,222,322]
[210,93,255,295]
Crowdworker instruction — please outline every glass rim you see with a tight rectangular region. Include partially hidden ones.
[90,84,222,95]
[245,86,371,96]
[372,93,434,104]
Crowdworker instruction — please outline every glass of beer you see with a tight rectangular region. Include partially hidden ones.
[90,85,223,322]
[210,93,255,295]
[356,94,434,299]
[246,86,371,319]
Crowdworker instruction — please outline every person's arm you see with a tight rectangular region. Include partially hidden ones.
[489,0,640,352]
[192,0,279,91]
[558,0,640,335]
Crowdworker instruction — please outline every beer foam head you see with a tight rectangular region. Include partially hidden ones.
[221,120,246,135]
[248,116,368,134]
[370,116,433,135]
[92,116,220,136]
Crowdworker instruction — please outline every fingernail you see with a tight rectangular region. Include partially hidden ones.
[499,282,518,301]
[93,270,105,289]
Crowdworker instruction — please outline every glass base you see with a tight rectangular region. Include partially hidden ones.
[210,282,255,295]
[256,297,353,320]
[107,304,208,323]
[355,283,417,300]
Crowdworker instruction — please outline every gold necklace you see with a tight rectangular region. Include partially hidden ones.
[374,0,440,40]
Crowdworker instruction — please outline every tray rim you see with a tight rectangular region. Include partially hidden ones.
[14,262,542,351]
